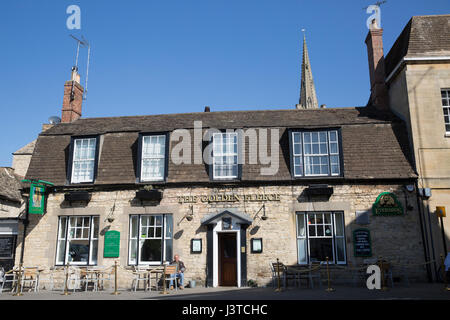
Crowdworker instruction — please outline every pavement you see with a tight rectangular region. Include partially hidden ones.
[0,283,449,300]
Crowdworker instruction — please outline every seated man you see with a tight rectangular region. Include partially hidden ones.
[169,254,186,290]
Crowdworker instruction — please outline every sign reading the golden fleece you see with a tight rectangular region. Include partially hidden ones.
[372,192,403,216]
[177,193,281,204]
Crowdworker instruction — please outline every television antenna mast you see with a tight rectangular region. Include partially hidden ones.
[363,0,387,10]
[69,34,91,101]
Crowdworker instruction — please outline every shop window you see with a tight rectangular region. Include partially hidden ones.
[128,214,173,265]
[139,134,167,182]
[296,212,346,264]
[70,137,98,184]
[55,216,99,266]
[291,130,341,177]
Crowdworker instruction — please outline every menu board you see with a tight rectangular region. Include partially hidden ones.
[104,231,120,258]
[353,229,372,257]
[0,236,15,259]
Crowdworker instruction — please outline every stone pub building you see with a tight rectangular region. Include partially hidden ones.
[13,18,437,289]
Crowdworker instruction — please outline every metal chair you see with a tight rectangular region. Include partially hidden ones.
[303,261,322,289]
[79,268,99,292]
[21,267,39,292]
[37,267,57,291]
[271,262,296,288]
[164,264,178,291]
[97,267,114,291]
[0,268,18,294]
[132,266,149,292]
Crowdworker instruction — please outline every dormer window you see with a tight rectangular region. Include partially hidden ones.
[139,134,167,182]
[212,132,239,180]
[70,137,98,184]
[291,130,341,177]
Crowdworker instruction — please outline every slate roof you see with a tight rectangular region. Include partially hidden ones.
[0,168,23,203]
[25,107,416,187]
[385,14,450,78]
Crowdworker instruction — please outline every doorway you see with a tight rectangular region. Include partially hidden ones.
[218,233,237,286]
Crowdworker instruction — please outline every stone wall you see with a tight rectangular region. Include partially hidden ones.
[14,183,428,289]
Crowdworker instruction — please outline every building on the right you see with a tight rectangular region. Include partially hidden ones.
[382,14,450,280]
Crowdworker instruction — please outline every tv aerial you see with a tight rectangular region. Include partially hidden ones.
[69,34,91,101]
[363,0,387,10]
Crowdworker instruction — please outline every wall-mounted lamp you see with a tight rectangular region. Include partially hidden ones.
[261,204,268,220]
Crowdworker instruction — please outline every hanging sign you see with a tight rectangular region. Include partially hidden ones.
[29,183,46,215]
[372,192,403,216]
[353,229,372,257]
[104,230,120,258]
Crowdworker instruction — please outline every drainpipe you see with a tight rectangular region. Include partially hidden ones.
[19,195,29,266]
[425,199,437,281]
[415,181,432,282]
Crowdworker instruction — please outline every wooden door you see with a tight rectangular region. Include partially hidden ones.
[219,233,237,286]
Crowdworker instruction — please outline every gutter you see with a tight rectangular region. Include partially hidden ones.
[386,56,450,83]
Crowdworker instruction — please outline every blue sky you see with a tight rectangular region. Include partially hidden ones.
[0,0,449,166]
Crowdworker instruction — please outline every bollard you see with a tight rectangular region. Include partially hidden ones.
[325,256,335,292]
[13,263,23,296]
[160,264,169,295]
[379,256,388,291]
[275,258,282,292]
[62,263,71,296]
[440,254,449,291]
[111,260,120,295]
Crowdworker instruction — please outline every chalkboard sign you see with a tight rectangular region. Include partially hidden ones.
[104,231,120,258]
[0,236,15,259]
[353,229,372,257]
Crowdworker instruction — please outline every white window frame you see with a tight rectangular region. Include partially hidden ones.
[71,138,97,183]
[140,135,166,182]
[212,132,239,179]
[128,214,173,266]
[292,130,341,177]
[442,89,450,134]
[55,216,99,266]
[295,212,346,265]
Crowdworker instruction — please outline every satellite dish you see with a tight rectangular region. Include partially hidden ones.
[48,116,61,124]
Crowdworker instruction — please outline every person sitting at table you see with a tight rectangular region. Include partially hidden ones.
[169,254,186,290]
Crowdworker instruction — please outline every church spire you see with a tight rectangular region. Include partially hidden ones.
[296,31,319,109]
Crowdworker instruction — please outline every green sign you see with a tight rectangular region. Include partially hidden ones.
[353,228,372,257]
[372,192,403,216]
[29,183,46,215]
[104,230,120,258]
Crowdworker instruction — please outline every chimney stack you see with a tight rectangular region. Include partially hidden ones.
[61,66,84,123]
[365,19,389,112]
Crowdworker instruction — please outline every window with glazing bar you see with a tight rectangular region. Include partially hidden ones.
[212,132,239,179]
[442,89,450,133]
[71,138,97,183]
[128,214,173,265]
[291,130,340,177]
[296,212,346,265]
[55,216,99,266]
[140,135,166,181]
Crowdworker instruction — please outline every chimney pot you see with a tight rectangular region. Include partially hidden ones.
[204,106,211,112]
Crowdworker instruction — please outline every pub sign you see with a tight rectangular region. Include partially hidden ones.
[372,192,403,216]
